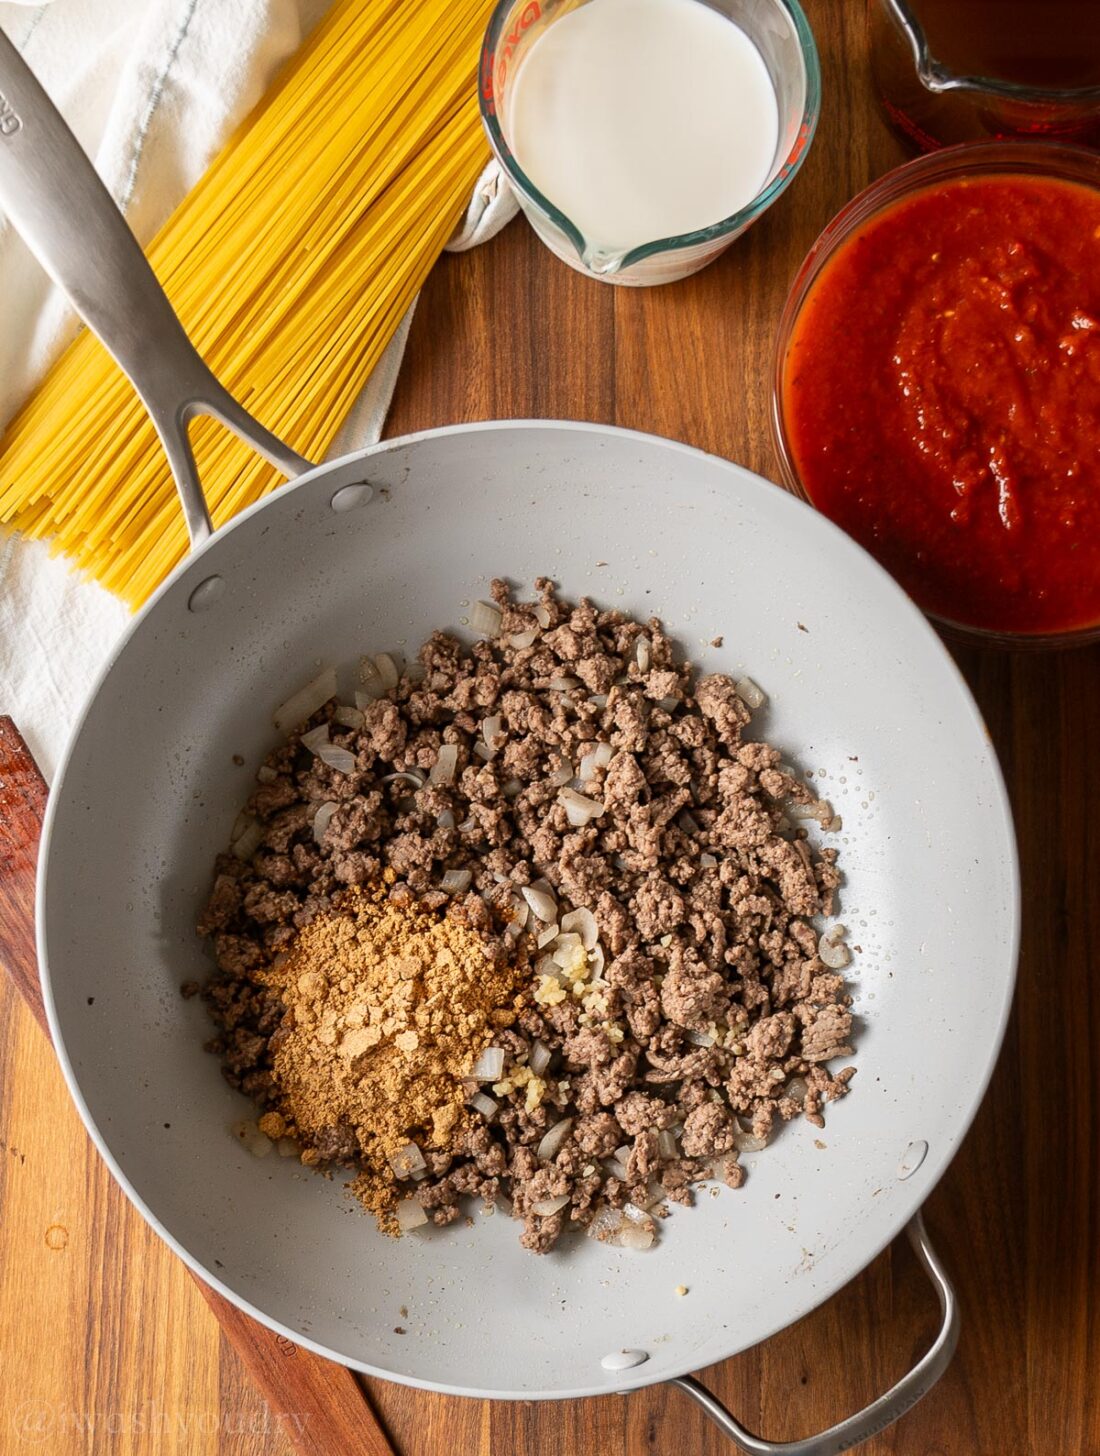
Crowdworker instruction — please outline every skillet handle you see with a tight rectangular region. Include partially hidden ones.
[669,1212,958,1456]
[0,29,312,550]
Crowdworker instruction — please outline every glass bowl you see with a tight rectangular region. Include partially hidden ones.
[771,140,1100,649]
[479,0,821,287]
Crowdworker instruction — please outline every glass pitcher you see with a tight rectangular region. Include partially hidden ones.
[870,0,1100,151]
[478,0,821,286]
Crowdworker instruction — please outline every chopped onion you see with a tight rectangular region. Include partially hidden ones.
[230,817,265,861]
[381,770,425,789]
[509,629,538,650]
[536,1117,573,1162]
[791,796,837,828]
[635,637,651,671]
[588,694,608,709]
[388,1142,426,1180]
[470,1045,505,1081]
[604,1152,631,1183]
[558,787,605,827]
[786,1076,808,1107]
[256,765,278,784]
[373,653,399,691]
[657,1129,679,1160]
[618,1223,655,1251]
[548,676,580,692]
[358,656,384,699]
[588,943,606,977]
[732,1124,768,1153]
[536,923,560,949]
[684,1027,716,1047]
[560,907,598,950]
[548,755,575,788]
[469,1091,497,1120]
[232,1120,273,1158]
[429,743,458,785]
[551,933,583,969]
[699,852,718,868]
[576,742,613,781]
[533,603,552,629]
[509,897,530,930]
[395,1198,428,1233]
[482,715,503,748]
[522,885,558,923]
[638,1179,666,1210]
[441,868,472,895]
[819,927,851,970]
[529,1039,553,1076]
[736,676,767,710]
[472,741,493,762]
[300,723,330,752]
[531,1193,571,1217]
[678,809,700,836]
[502,778,523,798]
[437,809,456,831]
[458,816,476,832]
[313,801,338,843]
[317,744,356,774]
[469,599,502,635]
[657,695,679,712]
[621,1201,654,1226]
[586,1205,624,1242]
[333,705,364,730]
[273,668,337,734]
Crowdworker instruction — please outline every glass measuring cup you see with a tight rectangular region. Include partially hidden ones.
[870,0,1100,151]
[479,0,820,286]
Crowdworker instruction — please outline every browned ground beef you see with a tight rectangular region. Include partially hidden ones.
[197,578,854,1253]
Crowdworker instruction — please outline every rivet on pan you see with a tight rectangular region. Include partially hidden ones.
[330,483,373,513]
[600,1349,649,1372]
[897,1140,929,1181]
[187,575,225,613]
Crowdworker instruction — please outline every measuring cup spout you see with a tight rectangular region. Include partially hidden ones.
[580,245,626,276]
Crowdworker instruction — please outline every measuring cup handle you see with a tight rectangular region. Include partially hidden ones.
[668,1211,959,1456]
[0,30,312,551]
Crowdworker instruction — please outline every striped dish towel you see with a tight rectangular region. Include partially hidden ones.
[0,0,516,779]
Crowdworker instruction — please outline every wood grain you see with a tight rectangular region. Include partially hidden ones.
[0,0,1097,1451]
[0,719,395,1456]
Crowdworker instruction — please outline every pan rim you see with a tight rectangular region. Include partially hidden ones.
[36,418,1021,1399]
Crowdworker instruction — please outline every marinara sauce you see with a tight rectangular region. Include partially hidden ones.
[781,174,1100,635]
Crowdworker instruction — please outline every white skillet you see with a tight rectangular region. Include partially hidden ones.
[0,33,1018,1456]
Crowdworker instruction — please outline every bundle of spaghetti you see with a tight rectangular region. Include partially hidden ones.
[0,0,494,608]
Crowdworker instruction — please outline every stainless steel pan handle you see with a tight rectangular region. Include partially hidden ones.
[670,1213,958,1455]
[0,29,312,550]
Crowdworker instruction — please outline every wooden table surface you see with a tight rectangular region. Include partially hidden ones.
[2,2,1098,1452]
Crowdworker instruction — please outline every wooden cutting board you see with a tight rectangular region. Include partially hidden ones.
[0,2,1097,1452]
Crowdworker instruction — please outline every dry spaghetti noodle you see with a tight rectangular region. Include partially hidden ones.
[0,0,494,608]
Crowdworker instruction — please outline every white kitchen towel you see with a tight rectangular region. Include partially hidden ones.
[0,0,517,780]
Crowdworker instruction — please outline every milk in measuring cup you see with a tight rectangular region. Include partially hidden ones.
[505,0,780,256]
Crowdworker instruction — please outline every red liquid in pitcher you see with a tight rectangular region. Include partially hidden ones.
[871,0,1100,150]
[914,0,1100,89]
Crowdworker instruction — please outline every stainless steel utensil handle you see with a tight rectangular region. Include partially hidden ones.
[670,1213,958,1456]
[0,29,312,550]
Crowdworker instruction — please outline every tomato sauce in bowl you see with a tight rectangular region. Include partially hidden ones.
[774,144,1100,641]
